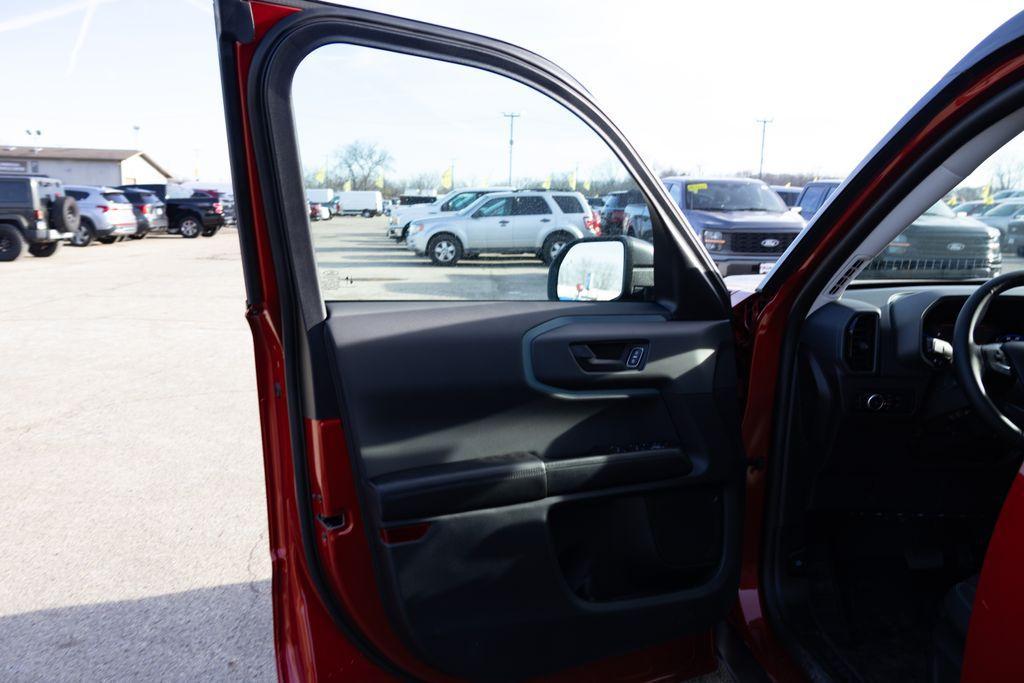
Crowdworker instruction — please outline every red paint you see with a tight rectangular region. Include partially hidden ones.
[961,467,1024,682]
[729,51,1024,681]
[380,523,431,544]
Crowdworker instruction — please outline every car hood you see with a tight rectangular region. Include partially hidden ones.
[904,214,994,235]
[683,209,805,230]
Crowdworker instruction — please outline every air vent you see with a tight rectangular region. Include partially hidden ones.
[844,312,878,373]
[827,257,867,296]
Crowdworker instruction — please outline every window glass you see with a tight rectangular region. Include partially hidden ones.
[292,43,651,301]
[684,180,787,212]
[66,190,88,201]
[514,196,552,215]
[102,192,131,204]
[442,191,483,212]
[475,196,513,217]
[0,180,30,204]
[553,195,585,214]
[797,185,827,215]
[666,182,683,206]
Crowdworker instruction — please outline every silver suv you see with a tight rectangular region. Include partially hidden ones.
[65,185,138,246]
[406,191,595,266]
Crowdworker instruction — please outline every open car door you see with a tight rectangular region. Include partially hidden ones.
[214,1,747,679]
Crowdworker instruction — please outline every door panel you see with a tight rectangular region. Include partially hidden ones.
[320,300,744,679]
[217,0,743,679]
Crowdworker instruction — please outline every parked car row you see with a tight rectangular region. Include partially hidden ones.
[0,174,229,262]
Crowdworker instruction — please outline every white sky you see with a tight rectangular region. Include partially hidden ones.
[0,0,1020,184]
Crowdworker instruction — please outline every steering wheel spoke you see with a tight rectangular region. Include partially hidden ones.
[981,342,1015,376]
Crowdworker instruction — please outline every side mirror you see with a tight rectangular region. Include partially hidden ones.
[547,236,654,301]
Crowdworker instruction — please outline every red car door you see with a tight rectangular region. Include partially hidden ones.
[214,1,748,680]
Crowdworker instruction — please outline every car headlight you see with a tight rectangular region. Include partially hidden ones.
[408,223,426,235]
[702,229,725,251]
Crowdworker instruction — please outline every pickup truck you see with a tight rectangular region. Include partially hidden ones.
[117,184,225,238]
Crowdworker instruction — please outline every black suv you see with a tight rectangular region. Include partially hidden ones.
[0,175,80,261]
[598,189,645,235]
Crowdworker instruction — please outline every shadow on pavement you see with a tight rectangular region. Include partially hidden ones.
[0,580,274,681]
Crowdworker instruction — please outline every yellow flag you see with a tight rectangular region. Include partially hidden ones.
[541,175,551,190]
[583,178,591,192]
[568,170,577,191]
[314,165,326,184]
[947,194,958,206]
[982,184,993,204]
[343,179,352,192]
[375,172,384,190]
[441,166,453,190]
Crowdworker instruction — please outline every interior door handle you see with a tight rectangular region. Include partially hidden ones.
[570,342,647,372]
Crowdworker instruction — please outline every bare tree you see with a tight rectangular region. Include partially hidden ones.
[332,141,392,190]
[992,157,1024,191]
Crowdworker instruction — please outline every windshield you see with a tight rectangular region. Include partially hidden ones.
[684,181,787,212]
[983,202,1024,217]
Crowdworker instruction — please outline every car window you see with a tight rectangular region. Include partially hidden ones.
[798,185,828,215]
[102,192,131,204]
[292,43,652,301]
[514,196,552,215]
[666,182,683,206]
[441,191,483,212]
[0,179,30,204]
[983,202,1024,217]
[474,196,513,217]
[66,190,89,201]
[553,195,584,213]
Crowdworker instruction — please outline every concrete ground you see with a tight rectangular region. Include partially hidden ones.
[0,230,273,681]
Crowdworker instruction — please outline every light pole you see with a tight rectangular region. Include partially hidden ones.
[132,125,141,148]
[503,112,520,186]
[756,118,773,179]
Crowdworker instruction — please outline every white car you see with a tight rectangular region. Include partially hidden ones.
[65,185,138,246]
[387,186,513,241]
[406,190,595,266]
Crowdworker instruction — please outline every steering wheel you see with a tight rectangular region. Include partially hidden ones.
[953,270,1024,443]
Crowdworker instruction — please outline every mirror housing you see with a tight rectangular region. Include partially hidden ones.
[547,236,653,301]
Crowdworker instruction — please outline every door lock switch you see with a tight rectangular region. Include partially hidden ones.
[626,345,645,369]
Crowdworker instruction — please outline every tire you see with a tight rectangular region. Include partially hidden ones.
[541,232,573,265]
[177,215,202,238]
[361,209,372,218]
[128,233,146,240]
[99,236,118,245]
[0,224,24,261]
[28,241,59,257]
[427,233,462,266]
[400,224,411,242]
[49,195,81,233]
[71,219,94,247]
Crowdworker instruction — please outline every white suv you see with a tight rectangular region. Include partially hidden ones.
[406,191,595,266]
[387,186,513,241]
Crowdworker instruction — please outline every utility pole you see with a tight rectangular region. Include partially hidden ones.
[503,112,520,186]
[132,125,141,149]
[757,118,773,179]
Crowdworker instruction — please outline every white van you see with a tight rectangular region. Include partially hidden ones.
[334,190,383,217]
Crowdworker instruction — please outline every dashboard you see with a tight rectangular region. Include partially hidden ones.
[795,284,1023,511]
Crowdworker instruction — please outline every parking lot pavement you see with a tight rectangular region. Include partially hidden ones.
[0,232,273,681]
[312,215,550,300]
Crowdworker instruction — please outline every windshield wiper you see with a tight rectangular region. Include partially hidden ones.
[726,207,771,212]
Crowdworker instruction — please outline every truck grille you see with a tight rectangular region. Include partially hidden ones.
[727,231,797,254]
[863,257,995,273]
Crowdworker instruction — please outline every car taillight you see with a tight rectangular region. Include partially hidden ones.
[213,202,223,214]
[98,205,109,212]
[140,204,150,215]
[584,210,602,236]
[34,209,44,220]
